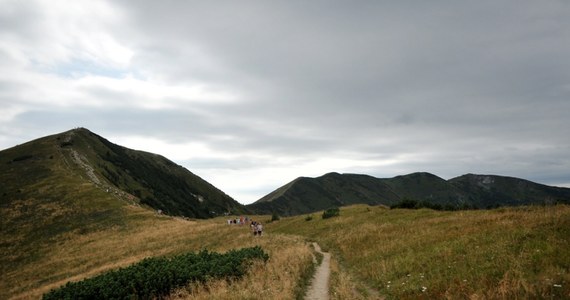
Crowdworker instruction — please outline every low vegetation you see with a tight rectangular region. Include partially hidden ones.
[390,198,477,211]
[292,248,320,300]
[3,185,568,299]
[322,207,340,219]
[271,204,570,299]
[44,247,268,299]
[2,206,313,299]
[271,212,280,222]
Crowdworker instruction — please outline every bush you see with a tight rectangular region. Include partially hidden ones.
[390,198,476,211]
[390,198,419,209]
[43,246,269,300]
[12,154,33,162]
[322,207,340,219]
[271,212,280,222]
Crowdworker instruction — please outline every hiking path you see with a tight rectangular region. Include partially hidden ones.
[305,242,331,300]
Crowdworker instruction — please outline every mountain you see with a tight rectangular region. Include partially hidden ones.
[247,172,570,216]
[0,128,252,298]
[380,172,469,204]
[248,172,400,216]
[449,173,570,208]
[0,128,246,220]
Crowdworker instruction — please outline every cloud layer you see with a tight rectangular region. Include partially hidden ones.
[2,0,570,203]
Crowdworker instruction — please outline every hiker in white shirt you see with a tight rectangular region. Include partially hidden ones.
[256,223,263,236]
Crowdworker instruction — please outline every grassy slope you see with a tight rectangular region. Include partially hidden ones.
[0,128,247,221]
[0,129,264,299]
[2,201,568,299]
[92,131,248,217]
[73,128,247,217]
[2,207,313,299]
[0,131,127,281]
[270,205,570,299]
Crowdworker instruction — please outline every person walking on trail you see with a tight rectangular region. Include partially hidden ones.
[251,221,257,236]
[256,222,263,236]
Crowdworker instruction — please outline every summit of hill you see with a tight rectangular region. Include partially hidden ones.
[0,127,247,223]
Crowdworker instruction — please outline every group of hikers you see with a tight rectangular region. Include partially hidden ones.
[226,216,263,236]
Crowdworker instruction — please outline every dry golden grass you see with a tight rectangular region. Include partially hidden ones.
[169,236,312,300]
[4,205,312,300]
[271,204,570,299]
[329,254,383,300]
[5,203,569,299]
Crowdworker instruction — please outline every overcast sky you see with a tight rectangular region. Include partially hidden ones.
[1,1,570,204]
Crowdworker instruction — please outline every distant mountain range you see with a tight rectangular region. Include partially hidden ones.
[246,172,570,216]
[2,128,569,223]
[0,128,247,221]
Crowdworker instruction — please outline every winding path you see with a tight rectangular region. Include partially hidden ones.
[305,243,331,300]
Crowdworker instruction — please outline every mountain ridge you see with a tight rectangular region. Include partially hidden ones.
[247,171,570,216]
[4,128,569,219]
[0,128,247,219]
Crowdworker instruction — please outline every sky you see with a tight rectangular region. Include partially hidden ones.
[1,1,570,204]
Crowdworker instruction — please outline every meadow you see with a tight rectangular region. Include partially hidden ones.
[2,205,313,300]
[271,204,570,299]
[2,203,568,299]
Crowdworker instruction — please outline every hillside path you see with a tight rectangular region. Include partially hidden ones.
[305,242,331,300]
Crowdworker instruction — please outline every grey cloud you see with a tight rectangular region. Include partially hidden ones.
[117,1,570,130]
[2,1,570,201]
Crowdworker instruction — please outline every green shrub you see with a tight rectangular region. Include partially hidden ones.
[271,212,280,222]
[43,246,269,300]
[390,198,419,209]
[390,198,476,211]
[11,154,33,162]
[322,207,340,219]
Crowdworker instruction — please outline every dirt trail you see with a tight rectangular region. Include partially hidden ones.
[305,242,331,300]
